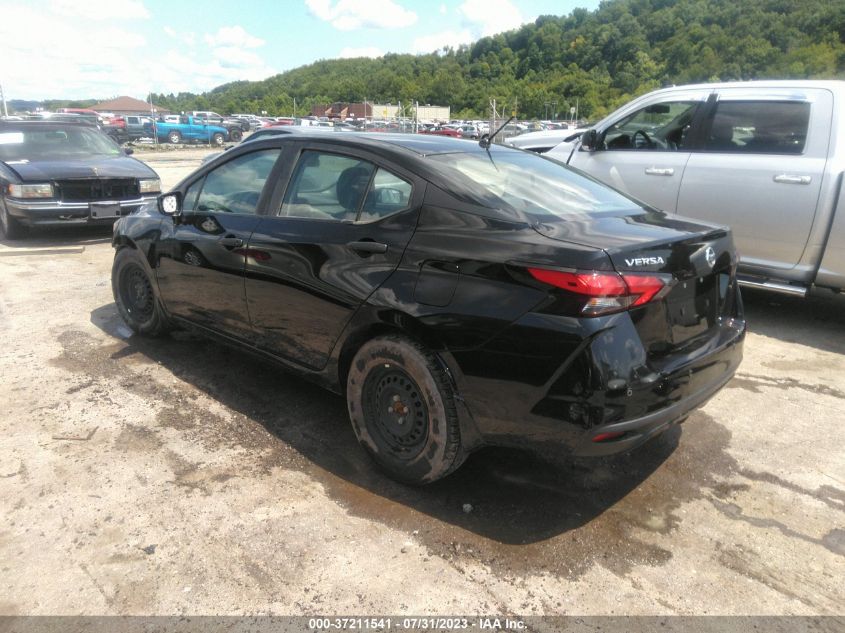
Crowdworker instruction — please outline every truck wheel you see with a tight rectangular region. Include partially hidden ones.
[112,247,171,336]
[0,199,26,239]
[230,129,242,142]
[168,131,182,144]
[346,335,465,484]
[212,132,225,146]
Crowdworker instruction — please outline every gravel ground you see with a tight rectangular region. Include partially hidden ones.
[0,147,843,617]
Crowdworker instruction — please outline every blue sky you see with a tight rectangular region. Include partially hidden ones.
[0,0,601,101]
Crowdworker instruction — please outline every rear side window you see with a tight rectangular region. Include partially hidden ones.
[358,168,412,222]
[701,101,811,154]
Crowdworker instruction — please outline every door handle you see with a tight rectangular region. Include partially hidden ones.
[773,174,811,185]
[347,240,388,254]
[218,236,243,248]
[644,167,675,176]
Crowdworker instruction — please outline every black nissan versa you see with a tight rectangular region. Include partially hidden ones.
[110,132,745,484]
[0,120,161,238]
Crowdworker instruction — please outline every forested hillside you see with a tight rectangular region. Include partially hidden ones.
[153,0,845,120]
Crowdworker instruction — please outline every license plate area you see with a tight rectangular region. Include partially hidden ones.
[89,203,121,219]
[667,275,719,343]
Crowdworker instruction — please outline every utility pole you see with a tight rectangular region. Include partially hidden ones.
[414,100,419,133]
[0,83,8,118]
[293,97,296,118]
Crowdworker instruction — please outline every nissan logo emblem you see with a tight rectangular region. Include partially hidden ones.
[705,246,717,268]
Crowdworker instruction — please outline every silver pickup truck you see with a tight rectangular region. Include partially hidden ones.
[550,80,845,297]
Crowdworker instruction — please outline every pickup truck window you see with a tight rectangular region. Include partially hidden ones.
[603,101,699,151]
[701,101,810,154]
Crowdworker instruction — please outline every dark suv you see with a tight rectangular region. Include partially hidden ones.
[0,121,160,238]
[111,133,744,484]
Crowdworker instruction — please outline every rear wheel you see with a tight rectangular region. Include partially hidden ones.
[168,131,182,144]
[229,129,242,142]
[0,200,26,239]
[212,132,225,146]
[346,335,464,484]
[112,247,171,336]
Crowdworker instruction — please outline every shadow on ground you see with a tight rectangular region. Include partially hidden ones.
[0,224,113,249]
[79,302,741,579]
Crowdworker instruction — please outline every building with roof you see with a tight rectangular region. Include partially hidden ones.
[90,96,170,116]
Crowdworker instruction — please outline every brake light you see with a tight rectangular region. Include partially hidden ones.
[527,267,669,316]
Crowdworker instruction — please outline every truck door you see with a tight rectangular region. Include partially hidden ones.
[676,87,831,272]
[568,89,711,213]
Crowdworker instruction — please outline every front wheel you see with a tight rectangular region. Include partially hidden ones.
[168,131,181,144]
[112,247,171,336]
[0,200,26,239]
[346,335,465,484]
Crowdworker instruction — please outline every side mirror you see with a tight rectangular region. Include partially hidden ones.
[158,192,183,217]
[580,129,599,151]
[123,147,134,155]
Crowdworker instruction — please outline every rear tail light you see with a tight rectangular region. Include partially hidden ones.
[527,267,671,316]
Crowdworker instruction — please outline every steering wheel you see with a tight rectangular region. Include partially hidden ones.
[632,129,653,149]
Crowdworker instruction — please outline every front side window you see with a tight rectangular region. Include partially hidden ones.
[603,101,699,151]
[185,149,280,215]
[701,101,810,154]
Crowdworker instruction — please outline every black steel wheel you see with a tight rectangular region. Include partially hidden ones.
[0,200,25,239]
[229,129,242,142]
[112,247,171,336]
[347,335,465,484]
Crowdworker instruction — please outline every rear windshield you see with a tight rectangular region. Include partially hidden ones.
[429,149,642,219]
[0,126,121,161]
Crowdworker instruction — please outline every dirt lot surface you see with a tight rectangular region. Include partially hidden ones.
[0,147,843,616]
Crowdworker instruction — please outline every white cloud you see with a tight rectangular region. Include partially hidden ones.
[0,5,275,100]
[412,29,474,54]
[164,26,196,47]
[50,0,149,20]
[459,0,525,36]
[439,3,447,14]
[306,0,417,30]
[339,47,385,59]
[203,25,264,49]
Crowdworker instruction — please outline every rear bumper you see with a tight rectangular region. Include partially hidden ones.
[450,312,745,456]
[572,338,741,456]
[5,196,158,226]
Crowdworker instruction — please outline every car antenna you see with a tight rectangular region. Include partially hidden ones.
[479,116,514,149]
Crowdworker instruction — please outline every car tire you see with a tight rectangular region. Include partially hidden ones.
[346,335,465,484]
[168,131,182,144]
[112,247,171,336]
[0,199,26,239]
[229,129,242,142]
[212,132,225,146]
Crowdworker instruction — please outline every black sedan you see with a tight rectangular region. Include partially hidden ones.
[0,120,161,238]
[111,133,745,483]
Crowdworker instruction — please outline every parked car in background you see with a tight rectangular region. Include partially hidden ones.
[0,120,160,238]
[188,111,245,140]
[111,132,744,483]
[123,115,153,141]
[559,80,845,297]
[506,128,588,154]
[145,115,230,146]
[189,111,250,133]
[230,114,263,130]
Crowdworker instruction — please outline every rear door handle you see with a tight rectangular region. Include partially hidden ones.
[773,174,811,185]
[645,167,675,176]
[218,236,243,248]
[347,240,388,254]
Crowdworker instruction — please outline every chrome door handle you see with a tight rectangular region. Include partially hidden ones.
[218,236,243,248]
[645,167,675,176]
[773,174,811,185]
[347,240,388,254]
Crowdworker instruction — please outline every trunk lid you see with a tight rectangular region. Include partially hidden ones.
[533,210,738,356]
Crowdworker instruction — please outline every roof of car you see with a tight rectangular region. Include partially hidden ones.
[259,131,497,157]
[0,119,98,129]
